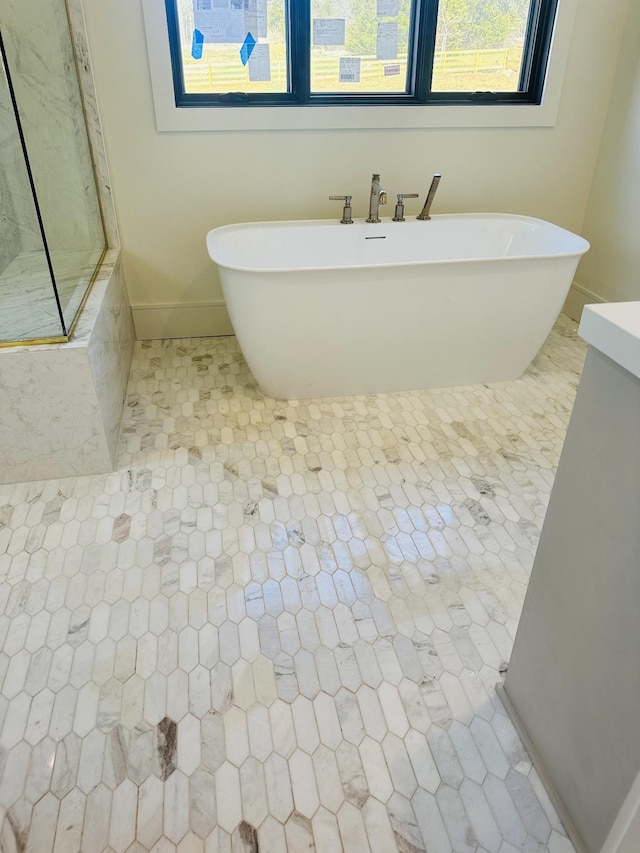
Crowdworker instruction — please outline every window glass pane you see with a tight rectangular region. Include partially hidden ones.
[432,0,532,92]
[175,0,288,94]
[310,0,414,95]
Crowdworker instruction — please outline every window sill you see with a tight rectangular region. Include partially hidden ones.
[142,0,576,133]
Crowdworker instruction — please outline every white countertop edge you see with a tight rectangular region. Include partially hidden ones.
[579,302,640,381]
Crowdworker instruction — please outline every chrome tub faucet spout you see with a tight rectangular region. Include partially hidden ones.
[417,173,442,220]
[366,173,387,223]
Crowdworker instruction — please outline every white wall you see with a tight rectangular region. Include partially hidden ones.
[80,0,630,337]
[573,0,640,306]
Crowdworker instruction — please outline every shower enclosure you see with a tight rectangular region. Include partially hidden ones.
[0,0,106,346]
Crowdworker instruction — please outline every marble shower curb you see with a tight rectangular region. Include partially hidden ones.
[0,250,135,484]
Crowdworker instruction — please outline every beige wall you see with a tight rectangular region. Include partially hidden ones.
[574,0,640,304]
[80,0,629,334]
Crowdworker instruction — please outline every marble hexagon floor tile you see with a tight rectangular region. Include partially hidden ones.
[0,315,585,852]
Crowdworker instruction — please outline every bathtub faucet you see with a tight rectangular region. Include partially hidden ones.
[366,173,387,223]
[329,194,354,224]
[417,173,442,220]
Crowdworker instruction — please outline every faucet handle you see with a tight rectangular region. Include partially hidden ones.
[392,193,419,222]
[329,195,354,224]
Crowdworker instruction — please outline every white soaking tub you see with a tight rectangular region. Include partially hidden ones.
[206,214,589,399]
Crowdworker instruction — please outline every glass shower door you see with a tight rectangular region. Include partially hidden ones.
[0,37,65,344]
[0,0,106,345]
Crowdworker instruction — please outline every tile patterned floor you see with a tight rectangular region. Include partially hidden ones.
[0,316,586,852]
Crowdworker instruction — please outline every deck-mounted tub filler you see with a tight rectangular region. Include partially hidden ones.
[206,213,589,399]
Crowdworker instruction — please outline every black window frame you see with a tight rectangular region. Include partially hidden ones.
[166,0,559,108]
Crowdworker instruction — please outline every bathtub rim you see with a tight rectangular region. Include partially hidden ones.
[206,212,590,274]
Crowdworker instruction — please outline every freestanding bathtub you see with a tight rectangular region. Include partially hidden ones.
[206,214,589,399]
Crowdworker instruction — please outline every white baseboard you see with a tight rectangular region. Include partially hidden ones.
[132,301,233,340]
[563,281,606,323]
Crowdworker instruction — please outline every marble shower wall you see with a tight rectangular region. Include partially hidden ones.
[0,0,105,262]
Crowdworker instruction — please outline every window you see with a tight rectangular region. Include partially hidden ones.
[165,0,558,108]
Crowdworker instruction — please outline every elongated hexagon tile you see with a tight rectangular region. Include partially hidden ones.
[200,711,225,774]
[336,740,369,809]
[239,756,268,829]
[53,787,86,853]
[214,762,242,834]
[284,811,314,850]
